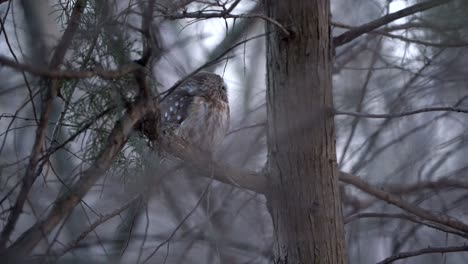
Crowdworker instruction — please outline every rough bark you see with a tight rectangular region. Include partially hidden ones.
[265,1,347,263]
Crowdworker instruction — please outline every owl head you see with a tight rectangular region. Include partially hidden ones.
[179,72,228,103]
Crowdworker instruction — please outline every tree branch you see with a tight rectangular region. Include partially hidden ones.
[163,8,289,36]
[0,0,87,249]
[345,212,468,239]
[377,245,468,264]
[158,135,267,194]
[51,195,141,261]
[334,106,468,118]
[0,98,154,259]
[340,172,468,235]
[0,55,142,80]
[385,178,468,195]
[368,30,468,48]
[333,0,453,47]
[333,21,468,47]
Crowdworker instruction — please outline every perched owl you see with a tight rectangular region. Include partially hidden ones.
[160,72,230,153]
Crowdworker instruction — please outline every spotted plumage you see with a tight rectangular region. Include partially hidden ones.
[160,72,230,153]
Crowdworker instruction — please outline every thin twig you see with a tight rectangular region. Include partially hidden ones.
[334,106,468,118]
[142,181,213,263]
[226,122,265,136]
[52,195,141,260]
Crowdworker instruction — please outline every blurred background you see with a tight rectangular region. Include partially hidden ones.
[1,0,468,263]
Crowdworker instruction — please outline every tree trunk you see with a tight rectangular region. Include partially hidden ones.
[265,1,347,263]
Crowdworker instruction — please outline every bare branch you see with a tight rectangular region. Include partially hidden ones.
[377,245,468,264]
[333,21,468,47]
[340,172,468,235]
[345,212,468,239]
[52,195,141,260]
[386,178,468,195]
[225,0,242,14]
[226,122,266,136]
[159,135,267,194]
[163,9,289,36]
[369,31,468,48]
[334,106,468,119]
[333,0,454,47]
[132,0,157,99]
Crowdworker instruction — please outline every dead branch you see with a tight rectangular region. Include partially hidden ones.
[333,0,454,47]
[158,135,267,194]
[345,212,468,239]
[340,172,468,235]
[161,1,289,36]
[52,195,142,260]
[377,245,468,264]
[334,106,468,118]
[386,178,468,195]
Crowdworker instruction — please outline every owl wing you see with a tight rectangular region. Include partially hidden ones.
[160,89,192,130]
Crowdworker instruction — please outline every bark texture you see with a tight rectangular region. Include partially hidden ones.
[265,1,347,263]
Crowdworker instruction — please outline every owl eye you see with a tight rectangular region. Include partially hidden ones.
[221,85,226,91]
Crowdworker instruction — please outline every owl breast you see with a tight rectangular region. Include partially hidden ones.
[176,96,229,153]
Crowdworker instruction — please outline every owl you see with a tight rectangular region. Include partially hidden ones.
[160,72,230,153]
